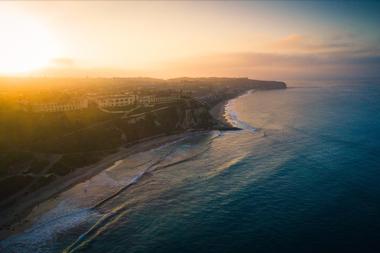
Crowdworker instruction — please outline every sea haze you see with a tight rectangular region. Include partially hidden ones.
[2,80,380,253]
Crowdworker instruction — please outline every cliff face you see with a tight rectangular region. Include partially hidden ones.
[116,100,216,143]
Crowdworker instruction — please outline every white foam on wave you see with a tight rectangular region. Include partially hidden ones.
[0,150,166,252]
[0,208,100,253]
[1,131,221,253]
[63,133,224,252]
[225,100,256,132]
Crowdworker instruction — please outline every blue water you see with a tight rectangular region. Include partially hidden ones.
[2,81,380,253]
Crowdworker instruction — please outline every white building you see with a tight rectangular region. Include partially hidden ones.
[95,95,136,108]
[154,95,180,104]
[26,99,88,113]
[137,95,155,105]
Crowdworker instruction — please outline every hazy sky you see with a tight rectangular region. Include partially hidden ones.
[1,1,379,80]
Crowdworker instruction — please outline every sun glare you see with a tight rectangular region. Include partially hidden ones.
[0,11,59,75]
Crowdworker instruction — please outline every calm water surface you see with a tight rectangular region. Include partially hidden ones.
[2,80,380,253]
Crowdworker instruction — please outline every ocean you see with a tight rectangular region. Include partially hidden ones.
[2,80,380,253]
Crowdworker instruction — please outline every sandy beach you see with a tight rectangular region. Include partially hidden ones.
[0,131,199,240]
[209,90,255,129]
[209,100,234,128]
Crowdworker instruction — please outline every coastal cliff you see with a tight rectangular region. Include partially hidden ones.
[0,78,287,214]
[117,99,217,143]
[0,100,217,206]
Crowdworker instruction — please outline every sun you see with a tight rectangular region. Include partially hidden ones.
[0,11,59,75]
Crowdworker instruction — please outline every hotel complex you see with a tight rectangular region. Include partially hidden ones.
[20,93,182,113]
[21,99,89,113]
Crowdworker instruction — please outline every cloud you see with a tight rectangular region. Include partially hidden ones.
[271,34,354,53]
[159,51,380,80]
[34,49,380,81]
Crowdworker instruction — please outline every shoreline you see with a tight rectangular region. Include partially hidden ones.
[209,99,234,128]
[210,89,254,129]
[0,91,247,240]
[0,131,200,240]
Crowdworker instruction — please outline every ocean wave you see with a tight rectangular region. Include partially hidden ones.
[63,203,131,253]
[90,132,219,209]
[205,153,248,178]
[2,131,223,253]
[225,102,256,132]
[62,132,223,252]
[0,208,99,253]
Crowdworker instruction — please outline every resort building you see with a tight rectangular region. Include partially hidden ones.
[95,95,136,108]
[23,99,89,113]
[154,94,181,104]
[137,95,156,105]
[20,91,186,113]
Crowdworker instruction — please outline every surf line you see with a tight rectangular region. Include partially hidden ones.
[63,148,178,253]
[91,150,174,209]
[17,159,155,234]
[64,131,224,253]
[65,132,219,253]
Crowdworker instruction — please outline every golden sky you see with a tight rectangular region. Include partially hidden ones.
[1,1,379,80]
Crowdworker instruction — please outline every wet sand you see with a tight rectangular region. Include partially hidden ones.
[209,100,234,128]
[0,132,198,240]
[209,89,256,130]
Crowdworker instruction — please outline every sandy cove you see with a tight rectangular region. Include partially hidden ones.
[0,131,200,240]
[209,100,234,128]
[209,89,255,129]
